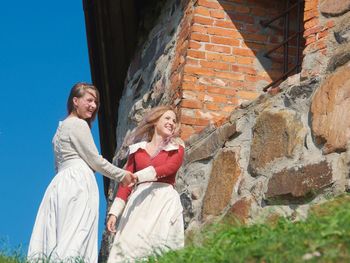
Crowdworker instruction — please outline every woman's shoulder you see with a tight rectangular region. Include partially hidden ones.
[62,116,89,128]
[128,141,147,154]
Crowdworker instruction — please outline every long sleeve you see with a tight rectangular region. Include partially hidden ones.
[69,118,127,182]
[116,153,135,202]
[136,146,185,183]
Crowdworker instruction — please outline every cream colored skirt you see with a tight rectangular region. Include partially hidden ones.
[27,159,99,263]
[107,182,184,263]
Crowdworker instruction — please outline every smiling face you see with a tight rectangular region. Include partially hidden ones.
[154,110,177,139]
[72,89,98,120]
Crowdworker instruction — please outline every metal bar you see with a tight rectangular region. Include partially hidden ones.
[263,65,299,92]
[296,0,302,73]
[260,0,301,27]
[264,32,299,58]
[283,0,290,74]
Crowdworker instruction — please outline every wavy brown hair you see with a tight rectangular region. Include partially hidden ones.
[67,82,100,127]
[131,105,180,143]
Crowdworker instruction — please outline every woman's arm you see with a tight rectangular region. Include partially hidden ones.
[137,146,185,182]
[69,118,128,182]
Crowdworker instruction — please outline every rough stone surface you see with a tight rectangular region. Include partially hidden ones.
[249,109,305,176]
[311,62,350,154]
[226,197,252,224]
[320,0,350,17]
[266,161,333,203]
[326,43,350,72]
[185,121,236,164]
[333,12,350,44]
[202,149,241,217]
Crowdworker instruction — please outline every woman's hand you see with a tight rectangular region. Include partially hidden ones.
[107,215,117,233]
[121,171,137,187]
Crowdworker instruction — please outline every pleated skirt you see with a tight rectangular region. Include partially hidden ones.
[108,182,184,263]
[27,159,99,263]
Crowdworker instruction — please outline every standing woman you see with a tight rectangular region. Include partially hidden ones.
[106,106,185,262]
[28,83,135,263]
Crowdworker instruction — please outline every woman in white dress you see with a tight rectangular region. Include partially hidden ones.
[27,83,136,263]
[106,106,185,262]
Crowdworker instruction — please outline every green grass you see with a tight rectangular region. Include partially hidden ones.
[3,194,350,263]
[149,194,350,263]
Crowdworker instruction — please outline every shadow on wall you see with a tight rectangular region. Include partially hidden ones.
[193,0,306,92]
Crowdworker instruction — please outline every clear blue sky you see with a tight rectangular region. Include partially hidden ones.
[0,1,108,254]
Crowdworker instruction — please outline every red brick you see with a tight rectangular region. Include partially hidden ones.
[303,26,322,38]
[207,27,240,37]
[181,99,203,109]
[200,60,230,71]
[187,50,206,59]
[189,40,202,50]
[325,20,335,29]
[317,30,328,40]
[231,65,257,75]
[222,105,237,112]
[191,25,208,34]
[207,86,236,95]
[215,20,243,30]
[233,48,256,57]
[211,36,240,46]
[180,115,210,126]
[187,58,200,66]
[182,82,206,91]
[193,15,214,26]
[197,0,222,9]
[215,71,245,81]
[304,9,318,21]
[237,91,259,100]
[180,125,195,137]
[206,103,221,111]
[210,10,226,19]
[207,53,235,63]
[191,32,210,42]
[304,0,318,11]
[183,75,197,83]
[236,56,254,65]
[194,6,210,17]
[205,44,231,54]
[241,33,267,42]
[184,65,215,76]
[304,18,319,30]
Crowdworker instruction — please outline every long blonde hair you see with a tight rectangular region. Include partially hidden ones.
[67,82,100,127]
[130,105,180,144]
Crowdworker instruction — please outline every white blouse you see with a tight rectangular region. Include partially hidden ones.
[52,116,126,181]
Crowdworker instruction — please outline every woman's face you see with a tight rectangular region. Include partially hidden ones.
[73,89,97,120]
[155,110,177,138]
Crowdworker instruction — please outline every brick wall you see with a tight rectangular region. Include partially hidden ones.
[176,0,314,139]
[177,0,310,140]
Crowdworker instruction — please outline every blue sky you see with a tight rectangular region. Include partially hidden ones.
[0,1,108,254]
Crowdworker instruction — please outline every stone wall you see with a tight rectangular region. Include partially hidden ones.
[177,0,350,230]
[100,0,350,259]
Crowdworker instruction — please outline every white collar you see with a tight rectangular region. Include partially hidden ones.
[128,141,180,154]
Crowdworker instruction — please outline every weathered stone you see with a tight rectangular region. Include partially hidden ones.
[202,149,241,217]
[265,161,333,203]
[320,0,350,17]
[180,192,194,229]
[249,109,305,176]
[327,43,350,72]
[311,62,350,154]
[226,197,252,224]
[333,13,350,44]
[185,121,236,164]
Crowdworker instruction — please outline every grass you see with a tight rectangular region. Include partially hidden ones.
[149,194,350,263]
[3,194,350,263]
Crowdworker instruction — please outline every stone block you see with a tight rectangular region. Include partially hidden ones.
[320,0,350,17]
[202,149,241,217]
[265,161,333,203]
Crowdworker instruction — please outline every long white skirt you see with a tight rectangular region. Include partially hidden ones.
[108,182,184,263]
[28,159,99,263]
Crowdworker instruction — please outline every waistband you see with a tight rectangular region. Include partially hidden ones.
[58,159,89,172]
